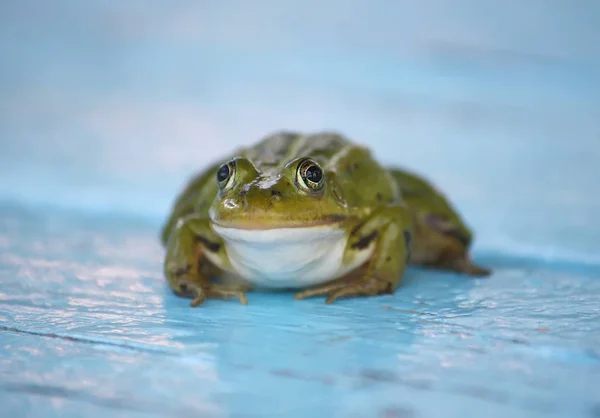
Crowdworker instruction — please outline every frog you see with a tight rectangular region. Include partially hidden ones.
[160,131,490,307]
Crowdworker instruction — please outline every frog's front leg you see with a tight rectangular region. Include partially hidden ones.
[164,215,251,307]
[294,205,412,304]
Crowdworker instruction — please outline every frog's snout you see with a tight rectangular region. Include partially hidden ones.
[242,186,286,210]
[217,186,285,219]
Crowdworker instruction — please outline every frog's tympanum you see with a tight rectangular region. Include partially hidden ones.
[161,132,490,307]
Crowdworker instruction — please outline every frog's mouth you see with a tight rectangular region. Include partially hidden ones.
[210,214,348,231]
[211,221,345,243]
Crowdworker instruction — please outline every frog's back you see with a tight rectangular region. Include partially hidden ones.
[241,131,350,172]
[389,168,466,224]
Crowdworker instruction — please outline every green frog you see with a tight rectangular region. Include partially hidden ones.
[161,131,490,307]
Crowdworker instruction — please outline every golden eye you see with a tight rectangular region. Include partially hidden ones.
[297,159,325,192]
[216,160,236,191]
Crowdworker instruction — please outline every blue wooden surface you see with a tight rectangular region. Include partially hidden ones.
[1,2,600,417]
[1,204,599,418]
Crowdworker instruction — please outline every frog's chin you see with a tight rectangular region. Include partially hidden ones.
[208,222,373,289]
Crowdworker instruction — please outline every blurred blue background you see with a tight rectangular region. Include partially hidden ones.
[1,2,599,417]
[2,0,600,261]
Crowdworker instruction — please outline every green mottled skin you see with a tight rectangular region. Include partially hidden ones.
[161,131,490,307]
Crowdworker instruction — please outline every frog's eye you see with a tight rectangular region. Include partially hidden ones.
[297,159,325,192]
[216,160,236,191]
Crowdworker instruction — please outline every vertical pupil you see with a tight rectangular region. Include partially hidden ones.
[217,164,230,182]
[305,165,322,183]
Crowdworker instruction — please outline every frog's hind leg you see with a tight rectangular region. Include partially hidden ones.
[294,205,412,304]
[409,215,491,278]
[418,240,491,277]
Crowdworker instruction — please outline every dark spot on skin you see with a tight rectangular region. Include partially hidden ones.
[403,230,412,261]
[351,230,378,250]
[270,190,282,197]
[350,220,367,236]
[386,256,391,262]
[425,214,471,247]
[353,162,360,170]
[445,229,472,248]
[195,235,221,252]
[384,281,393,294]
[400,189,425,198]
[328,214,347,222]
[174,264,191,278]
[376,192,383,201]
[178,282,196,298]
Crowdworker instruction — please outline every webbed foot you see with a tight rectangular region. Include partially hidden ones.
[177,280,250,307]
[295,276,393,304]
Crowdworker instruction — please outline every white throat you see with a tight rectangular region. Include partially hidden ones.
[209,223,371,289]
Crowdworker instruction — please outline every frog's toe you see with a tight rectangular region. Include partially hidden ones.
[324,277,393,304]
[207,286,249,305]
[454,258,491,277]
[190,292,207,307]
[294,281,346,300]
[178,281,249,307]
[294,275,394,304]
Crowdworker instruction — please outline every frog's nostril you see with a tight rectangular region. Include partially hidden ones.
[238,187,250,208]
